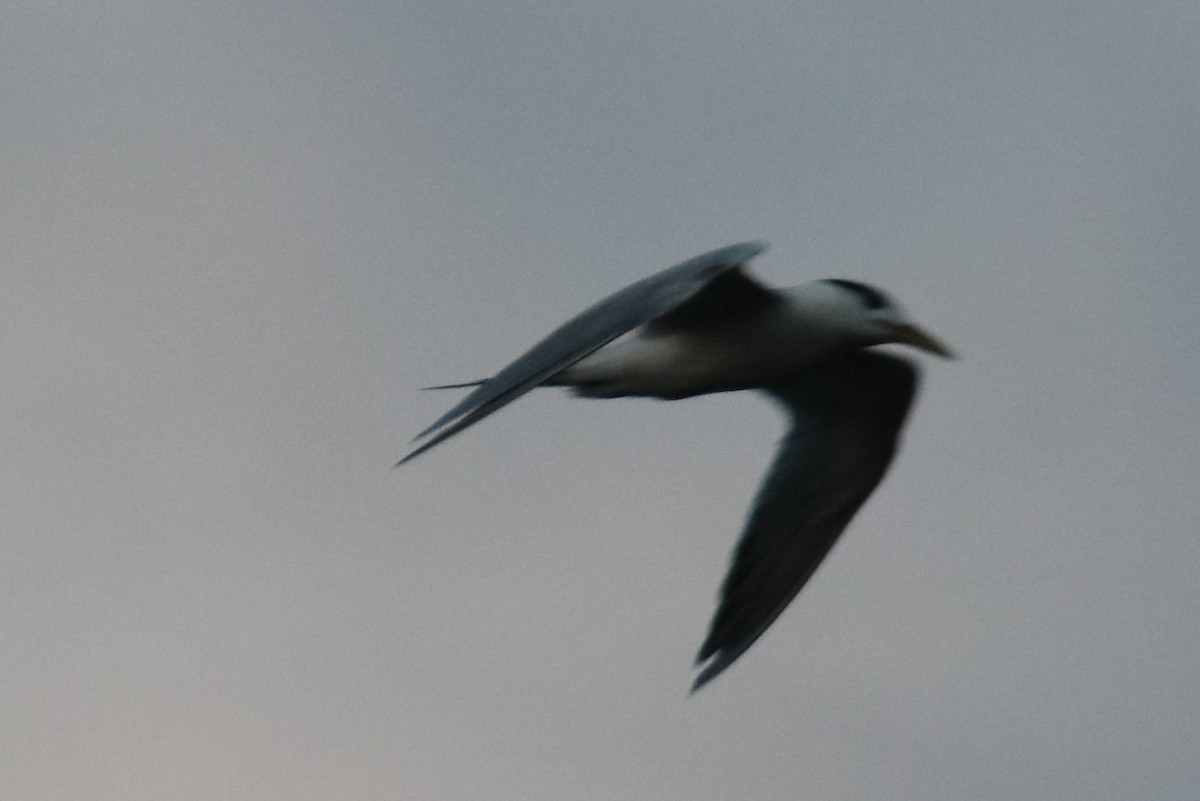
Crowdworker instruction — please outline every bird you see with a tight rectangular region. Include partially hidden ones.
[398,242,952,691]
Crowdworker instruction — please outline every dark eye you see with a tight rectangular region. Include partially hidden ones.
[821,279,889,310]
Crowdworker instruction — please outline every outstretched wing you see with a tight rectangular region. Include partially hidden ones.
[398,242,768,465]
[692,351,919,691]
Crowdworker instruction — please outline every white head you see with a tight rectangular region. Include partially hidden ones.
[798,278,954,357]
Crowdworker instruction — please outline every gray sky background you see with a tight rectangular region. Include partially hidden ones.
[4,2,1199,799]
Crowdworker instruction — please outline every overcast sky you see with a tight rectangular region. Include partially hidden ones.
[4,2,1200,799]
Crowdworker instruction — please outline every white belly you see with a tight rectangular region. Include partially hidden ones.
[558,315,845,399]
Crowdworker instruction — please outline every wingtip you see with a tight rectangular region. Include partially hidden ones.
[690,662,721,694]
[690,647,730,693]
[392,434,428,468]
[393,438,434,468]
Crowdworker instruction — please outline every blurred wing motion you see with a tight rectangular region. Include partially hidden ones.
[692,351,918,691]
[397,242,768,465]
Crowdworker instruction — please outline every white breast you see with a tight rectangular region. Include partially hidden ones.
[559,301,851,399]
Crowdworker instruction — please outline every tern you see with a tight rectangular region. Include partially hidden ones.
[399,242,952,691]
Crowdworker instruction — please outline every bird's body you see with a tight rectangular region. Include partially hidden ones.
[400,242,951,690]
[559,283,886,398]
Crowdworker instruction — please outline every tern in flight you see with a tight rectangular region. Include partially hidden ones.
[399,242,952,691]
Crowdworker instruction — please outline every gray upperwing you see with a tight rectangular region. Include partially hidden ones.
[692,352,918,691]
[397,242,767,465]
[643,261,782,335]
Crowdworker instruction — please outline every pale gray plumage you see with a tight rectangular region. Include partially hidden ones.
[399,242,951,690]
